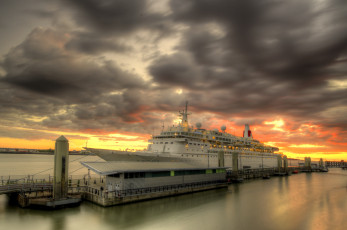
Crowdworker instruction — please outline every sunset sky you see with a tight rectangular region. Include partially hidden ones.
[0,0,346,161]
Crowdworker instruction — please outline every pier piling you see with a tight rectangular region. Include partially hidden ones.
[283,155,288,173]
[304,157,312,172]
[54,135,69,200]
[277,155,282,172]
[218,151,225,167]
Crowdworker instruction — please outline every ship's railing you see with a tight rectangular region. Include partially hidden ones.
[207,149,277,156]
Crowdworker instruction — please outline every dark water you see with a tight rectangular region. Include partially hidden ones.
[0,154,347,230]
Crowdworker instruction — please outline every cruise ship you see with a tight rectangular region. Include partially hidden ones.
[86,102,281,169]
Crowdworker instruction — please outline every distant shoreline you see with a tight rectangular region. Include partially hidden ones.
[0,152,93,156]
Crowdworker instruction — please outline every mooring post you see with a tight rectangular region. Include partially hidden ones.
[53,135,69,200]
[304,157,312,171]
[232,152,239,176]
[277,155,282,172]
[218,150,225,167]
[304,157,308,169]
[283,155,288,173]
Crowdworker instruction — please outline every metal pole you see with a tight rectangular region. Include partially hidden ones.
[208,152,210,168]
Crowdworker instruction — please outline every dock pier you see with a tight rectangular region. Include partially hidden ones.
[2,136,83,209]
[0,139,330,208]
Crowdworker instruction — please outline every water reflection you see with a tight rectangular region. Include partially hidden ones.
[1,168,347,230]
[84,188,228,229]
[0,196,81,230]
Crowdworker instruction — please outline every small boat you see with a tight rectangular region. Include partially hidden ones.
[262,174,270,179]
[319,167,328,172]
[292,170,299,174]
[232,177,244,183]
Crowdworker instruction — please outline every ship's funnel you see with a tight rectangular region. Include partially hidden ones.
[243,124,253,138]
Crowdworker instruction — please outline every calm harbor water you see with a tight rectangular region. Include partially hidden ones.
[0,154,347,230]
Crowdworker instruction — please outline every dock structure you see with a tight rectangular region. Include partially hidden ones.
[326,160,346,168]
[80,161,228,206]
[0,137,331,209]
[302,157,312,172]
[3,136,82,208]
[46,135,81,207]
[230,152,244,182]
[273,155,287,176]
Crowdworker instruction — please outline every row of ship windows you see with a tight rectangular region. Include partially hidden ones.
[154,142,273,153]
[158,132,236,142]
[155,142,266,150]
[181,154,220,158]
[161,132,203,137]
[154,142,209,146]
[178,154,275,159]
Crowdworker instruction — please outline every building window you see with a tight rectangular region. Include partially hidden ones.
[108,173,120,178]
[145,171,170,178]
[124,172,145,179]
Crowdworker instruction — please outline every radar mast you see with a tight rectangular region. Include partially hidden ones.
[179,101,191,128]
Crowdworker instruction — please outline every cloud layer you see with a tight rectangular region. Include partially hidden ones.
[0,0,346,158]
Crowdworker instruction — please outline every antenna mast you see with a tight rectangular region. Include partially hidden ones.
[179,101,191,128]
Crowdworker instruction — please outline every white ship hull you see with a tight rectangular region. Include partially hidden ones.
[87,148,280,169]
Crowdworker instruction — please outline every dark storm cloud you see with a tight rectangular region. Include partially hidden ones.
[146,0,347,131]
[1,28,146,101]
[168,0,347,85]
[149,52,203,88]
[65,0,170,35]
[65,32,133,55]
[0,26,152,132]
[0,0,346,144]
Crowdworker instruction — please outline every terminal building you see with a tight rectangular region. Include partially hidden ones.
[80,161,228,206]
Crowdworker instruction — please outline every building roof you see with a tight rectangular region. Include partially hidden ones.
[80,161,228,175]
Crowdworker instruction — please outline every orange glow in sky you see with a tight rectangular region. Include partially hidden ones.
[0,115,345,162]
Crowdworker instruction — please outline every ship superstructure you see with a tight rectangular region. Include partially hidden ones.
[148,102,279,158]
[87,102,281,169]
